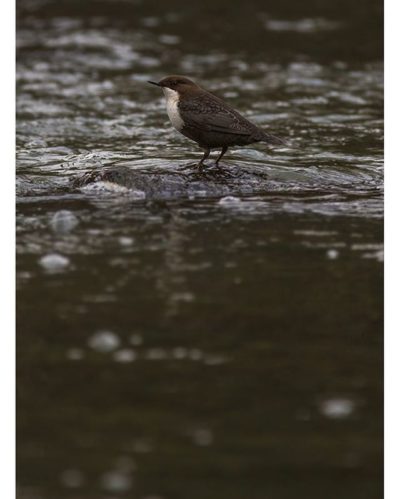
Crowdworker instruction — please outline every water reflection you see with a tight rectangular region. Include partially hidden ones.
[155,212,196,318]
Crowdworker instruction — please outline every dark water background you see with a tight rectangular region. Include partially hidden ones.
[16,0,383,498]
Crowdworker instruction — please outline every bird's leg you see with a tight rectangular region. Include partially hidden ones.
[197,148,211,171]
[215,146,228,167]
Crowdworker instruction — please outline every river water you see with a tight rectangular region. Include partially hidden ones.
[17,1,383,498]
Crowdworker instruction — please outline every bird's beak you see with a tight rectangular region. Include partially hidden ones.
[148,80,162,87]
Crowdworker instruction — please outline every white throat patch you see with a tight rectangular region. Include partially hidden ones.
[162,87,184,131]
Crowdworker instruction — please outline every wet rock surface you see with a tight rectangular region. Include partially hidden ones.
[71,159,383,208]
[72,163,281,199]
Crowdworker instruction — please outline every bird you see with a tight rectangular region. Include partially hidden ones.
[148,75,285,170]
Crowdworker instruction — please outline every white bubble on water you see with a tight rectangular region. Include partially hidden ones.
[129,334,143,346]
[100,470,133,493]
[218,196,243,206]
[204,354,227,366]
[326,248,339,260]
[264,18,340,34]
[146,348,168,360]
[113,349,137,363]
[39,253,70,272]
[141,16,160,27]
[119,236,135,247]
[50,210,79,233]
[188,348,203,361]
[60,469,85,488]
[319,398,355,419]
[172,347,188,359]
[88,330,120,352]
[192,428,213,446]
[159,34,180,45]
[171,292,195,303]
[66,348,85,361]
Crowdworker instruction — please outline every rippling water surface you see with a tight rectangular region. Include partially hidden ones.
[17,1,383,498]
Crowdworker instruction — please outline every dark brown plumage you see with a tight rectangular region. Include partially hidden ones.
[148,75,285,169]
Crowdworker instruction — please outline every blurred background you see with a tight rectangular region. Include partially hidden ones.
[17,0,383,498]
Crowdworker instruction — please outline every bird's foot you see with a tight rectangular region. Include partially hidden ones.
[206,163,234,177]
[180,162,233,177]
[180,162,213,173]
[181,162,207,178]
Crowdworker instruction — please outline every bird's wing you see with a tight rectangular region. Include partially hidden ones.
[178,93,258,137]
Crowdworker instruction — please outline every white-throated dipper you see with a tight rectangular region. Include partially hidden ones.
[148,75,285,169]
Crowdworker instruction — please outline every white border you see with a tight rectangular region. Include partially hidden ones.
[0,0,16,496]
[5,1,392,498]
[385,1,400,498]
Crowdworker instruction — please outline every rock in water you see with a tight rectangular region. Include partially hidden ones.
[72,164,273,200]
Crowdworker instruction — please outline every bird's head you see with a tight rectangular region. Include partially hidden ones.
[148,75,200,97]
